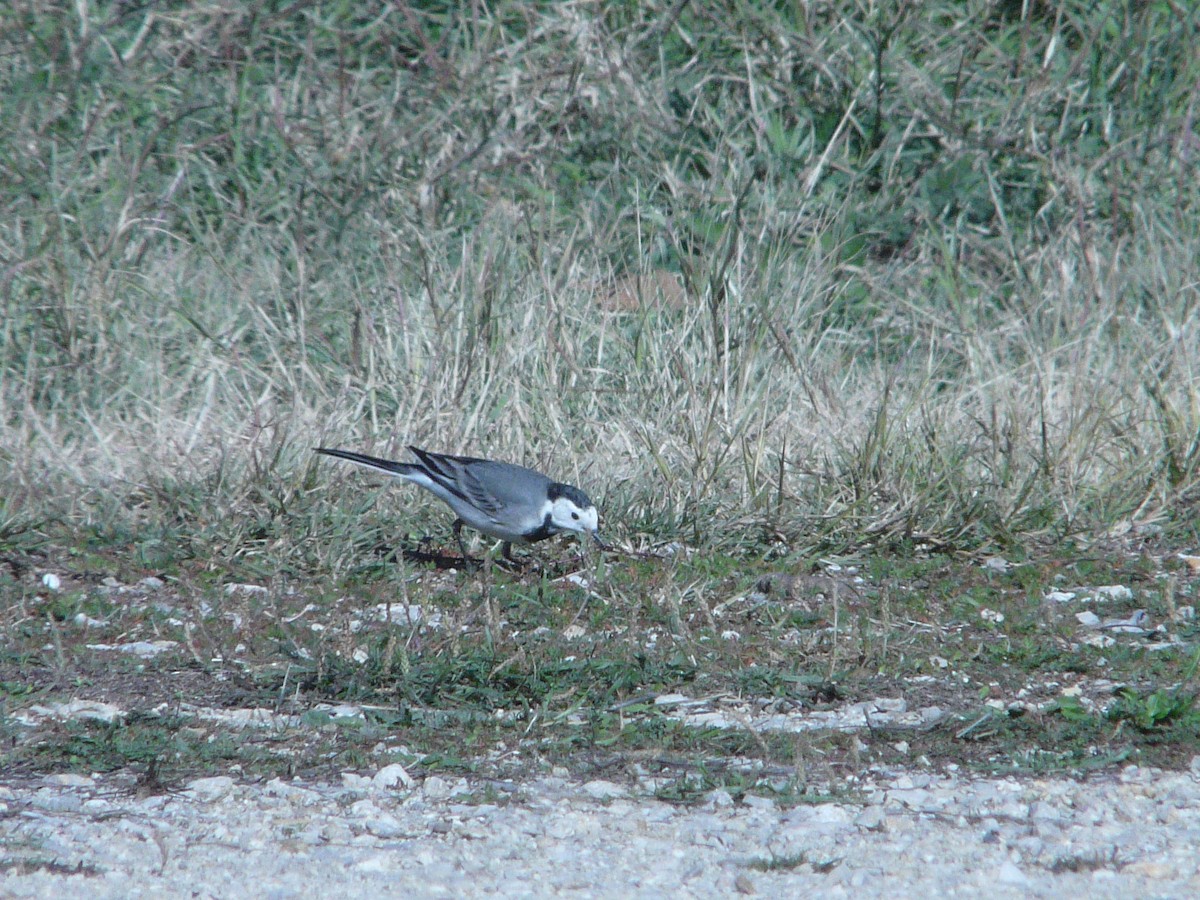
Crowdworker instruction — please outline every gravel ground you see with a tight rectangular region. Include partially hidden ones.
[3,763,1199,898]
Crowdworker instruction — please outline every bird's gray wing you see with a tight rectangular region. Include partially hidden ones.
[454,462,512,518]
[405,448,483,508]
[408,447,548,521]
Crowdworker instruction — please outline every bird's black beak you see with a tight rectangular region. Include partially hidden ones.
[590,531,610,551]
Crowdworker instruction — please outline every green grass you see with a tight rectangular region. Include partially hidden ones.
[2,0,1200,793]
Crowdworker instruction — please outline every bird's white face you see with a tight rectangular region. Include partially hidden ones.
[548,495,600,537]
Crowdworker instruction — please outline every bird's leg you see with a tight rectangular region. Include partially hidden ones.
[452,519,474,566]
[502,541,514,561]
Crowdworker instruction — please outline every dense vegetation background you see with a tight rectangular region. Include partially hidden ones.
[4,0,1200,792]
[2,0,1198,566]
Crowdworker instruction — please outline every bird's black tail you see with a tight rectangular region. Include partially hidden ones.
[313,447,416,477]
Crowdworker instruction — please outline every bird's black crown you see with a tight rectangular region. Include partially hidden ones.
[548,482,593,509]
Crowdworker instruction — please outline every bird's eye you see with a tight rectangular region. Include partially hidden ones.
[571,512,580,520]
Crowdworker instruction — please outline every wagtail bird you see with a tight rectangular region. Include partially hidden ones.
[315,446,606,562]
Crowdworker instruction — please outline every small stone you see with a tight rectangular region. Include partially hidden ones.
[654,694,691,707]
[422,775,451,800]
[855,807,886,830]
[355,854,394,873]
[373,763,414,791]
[1120,765,1152,784]
[45,773,94,787]
[365,814,408,839]
[705,789,735,809]
[1125,861,1174,878]
[996,861,1029,885]
[582,780,628,800]
[807,804,851,824]
[1030,801,1064,823]
[265,779,318,804]
[84,640,177,658]
[349,799,380,818]
[32,790,81,813]
[30,700,125,724]
[734,872,756,894]
[188,776,235,802]
[224,583,269,595]
[321,821,354,843]
[893,789,931,810]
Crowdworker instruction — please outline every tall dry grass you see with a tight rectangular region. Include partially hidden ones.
[2,1,1198,567]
